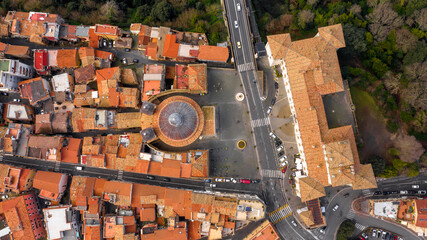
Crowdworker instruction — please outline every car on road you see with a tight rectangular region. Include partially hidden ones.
[412,185,420,189]
[278,151,285,157]
[132,58,139,63]
[332,204,339,211]
[237,41,241,48]
[234,20,238,28]
[13,99,21,102]
[205,178,211,183]
[0,92,9,96]
[251,179,260,183]
[267,106,272,115]
[125,48,131,52]
[419,190,427,195]
[400,190,408,194]
[162,177,170,182]
[291,220,298,227]
[146,175,155,180]
[344,193,350,198]
[236,3,241,11]
[374,191,382,195]
[214,178,224,182]
[210,183,216,188]
[103,39,107,47]
[319,226,326,234]
[122,58,128,65]
[75,166,83,171]
[271,97,276,105]
[239,179,251,184]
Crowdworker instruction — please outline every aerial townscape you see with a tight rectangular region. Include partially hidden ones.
[0,0,425,239]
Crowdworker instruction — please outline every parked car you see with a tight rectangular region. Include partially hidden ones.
[13,99,21,102]
[332,204,339,211]
[279,161,288,168]
[400,190,408,194]
[275,139,282,147]
[210,183,216,188]
[282,166,287,173]
[205,178,211,183]
[162,177,170,182]
[276,145,284,152]
[236,3,241,11]
[372,229,377,237]
[374,191,382,195]
[132,58,139,63]
[125,48,131,52]
[275,82,279,89]
[344,193,350,198]
[279,156,287,162]
[103,39,107,47]
[239,179,251,184]
[75,166,83,171]
[108,41,113,48]
[237,41,241,48]
[234,20,238,28]
[225,178,231,183]
[419,190,427,195]
[269,132,277,139]
[231,178,237,183]
[122,58,128,64]
[408,190,418,194]
[251,179,260,183]
[412,185,420,189]
[214,178,224,182]
[146,175,155,180]
[0,92,9,96]
[319,227,326,234]
[278,151,285,157]
[267,106,273,115]
[391,191,398,194]
[271,97,276,105]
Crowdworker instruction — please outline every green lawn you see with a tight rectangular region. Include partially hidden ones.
[350,87,383,120]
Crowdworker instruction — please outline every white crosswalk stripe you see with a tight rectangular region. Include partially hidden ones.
[260,169,284,179]
[269,205,292,224]
[237,62,255,72]
[118,170,124,180]
[347,209,355,219]
[251,118,270,128]
[362,189,372,196]
[355,223,366,231]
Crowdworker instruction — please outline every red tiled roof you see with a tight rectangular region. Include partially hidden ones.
[88,28,99,48]
[57,49,78,68]
[94,24,119,36]
[34,49,48,73]
[163,34,179,59]
[61,138,82,164]
[146,42,157,59]
[197,45,229,62]
[33,171,64,194]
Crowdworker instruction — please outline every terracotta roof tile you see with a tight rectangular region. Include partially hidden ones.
[197,45,229,62]
[57,49,79,68]
[146,42,157,59]
[163,34,179,59]
[266,33,292,60]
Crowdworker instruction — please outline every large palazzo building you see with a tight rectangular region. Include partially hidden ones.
[265,24,377,203]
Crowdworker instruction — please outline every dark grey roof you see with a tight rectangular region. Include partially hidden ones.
[141,127,156,142]
[59,25,68,39]
[140,101,155,115]
[76,26,89,38]
[158,101,198,140]
[31,80,48,103]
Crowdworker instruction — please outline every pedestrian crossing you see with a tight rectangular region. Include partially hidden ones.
[362,189,372,196]
[355,223,366,231]
[269,204,292,224]
[237,62,255,72]
[347,209,355,219]
[260,169,284,179]
[118,170,124,180]
[251,117,270,128]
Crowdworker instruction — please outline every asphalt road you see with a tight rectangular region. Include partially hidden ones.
[0,154,261,195]
[223,1,317,240]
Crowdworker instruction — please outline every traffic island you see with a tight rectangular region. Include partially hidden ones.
[237,140,246,150]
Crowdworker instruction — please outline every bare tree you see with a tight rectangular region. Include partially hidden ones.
[405,61,427,83]
[298,10,314,29]
[367,2,403,42]
[402,61,427,110]
[349,4,362,15]
[307,0,318,6]
[383,71,401,95]
[414,8,427,31]
[280,14,293,27]
[396,28,418,53]
[393,133,425,163]
[100,0,123,23]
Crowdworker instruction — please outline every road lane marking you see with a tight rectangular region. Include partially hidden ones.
[251,118,270,128]
[261,169,284,179]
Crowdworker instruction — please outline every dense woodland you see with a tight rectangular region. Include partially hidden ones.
[0,0,228,44]
[251,0,426,177]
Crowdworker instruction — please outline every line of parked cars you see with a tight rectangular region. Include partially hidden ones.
[374,185,427,197]
[205,178,260,188]
[269,132,289,173]
[370,229,403,240]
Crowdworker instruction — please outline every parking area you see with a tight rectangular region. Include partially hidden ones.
[358,228,403,240]
[151,68,260,179]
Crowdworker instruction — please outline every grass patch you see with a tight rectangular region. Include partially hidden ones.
[350,87,383,120]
